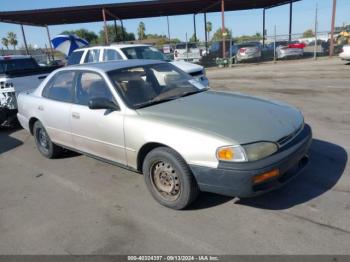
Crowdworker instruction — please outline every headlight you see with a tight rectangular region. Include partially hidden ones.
[216,142,278,162]
[243,142,278,161]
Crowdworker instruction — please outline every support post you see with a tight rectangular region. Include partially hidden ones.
[45,26,54,61]
[20,24,29,55]
[204,13,208,53]
[121,20,126,42]
[114,19,118,42]
[262,8,266,47]
[289,1,293,42]
[221,0,226,58]
[274,25,277,63]
[329,0,337,57]
[167,16,171,43]
[102,8,109,45]
[314,3,318,60]
[193,14,197,42]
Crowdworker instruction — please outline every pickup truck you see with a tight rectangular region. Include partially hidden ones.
[0,55,59,127]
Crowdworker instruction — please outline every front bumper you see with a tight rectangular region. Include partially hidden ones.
[190,124,312,198]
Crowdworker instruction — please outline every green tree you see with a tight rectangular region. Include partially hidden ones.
[212,27,232,41]
[303,29,315,38]
[189,33,198,43]
[1,37,9,49]
[7,32,18,50]
[61,29,98,44]
[98,24,135,44]
[206,21,212,41]
[137,22,146,40]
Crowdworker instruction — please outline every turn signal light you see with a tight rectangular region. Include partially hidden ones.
[217,148,234,161]
[253,169,280,184]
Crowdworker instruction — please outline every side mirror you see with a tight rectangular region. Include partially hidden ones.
[88,97,120,111]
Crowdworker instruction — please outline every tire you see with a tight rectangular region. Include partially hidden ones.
[33,121,62,159]
[143,147,199,210]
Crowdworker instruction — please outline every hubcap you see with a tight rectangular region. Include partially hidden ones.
[150,161,181,201]
[38,128,49,150]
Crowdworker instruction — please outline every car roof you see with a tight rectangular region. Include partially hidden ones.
[63,59,165,72]
[74,43,150,52]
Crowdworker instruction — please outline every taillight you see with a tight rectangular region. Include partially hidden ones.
[239,48,246,54]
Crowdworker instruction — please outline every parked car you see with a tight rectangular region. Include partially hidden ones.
[276,41,304,59]
[0,55,59,127]
[174,43,201,63]
[288,41,306,49]
[68,44,208,86]
[17,60,312,209]
[339,45,350,61]
[232,42,262,63]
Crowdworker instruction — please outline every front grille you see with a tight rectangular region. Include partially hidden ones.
[277,124,304,147]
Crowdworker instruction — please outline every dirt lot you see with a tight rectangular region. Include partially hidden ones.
[0,58,349,255]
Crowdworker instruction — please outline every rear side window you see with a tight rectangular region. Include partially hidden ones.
[0,58,39,73]
[103,49,123,61]
[43,71,75,103]
[67,51,84,65]
[84,49,100,63]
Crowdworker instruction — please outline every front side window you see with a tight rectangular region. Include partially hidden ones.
[103,49,123,61]
[75,72,114,106]
[84,49,100,63]
[120,46,167,61]
[108,63,207,109]
[43,71,75,102]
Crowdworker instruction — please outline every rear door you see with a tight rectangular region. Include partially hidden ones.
[40,71,75,146]
[70,70,126,165]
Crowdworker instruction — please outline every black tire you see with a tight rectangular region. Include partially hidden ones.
[33,121,62,159]
[143,147,199,210]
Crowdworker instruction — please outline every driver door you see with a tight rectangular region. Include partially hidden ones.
[70,71,126,165]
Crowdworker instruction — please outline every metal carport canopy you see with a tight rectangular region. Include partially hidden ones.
[0,0,300,26]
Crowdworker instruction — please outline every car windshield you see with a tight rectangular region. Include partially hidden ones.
[108,63,208,109]
[120,46,169,61]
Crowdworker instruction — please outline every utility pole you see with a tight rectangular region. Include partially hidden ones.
[221,0,226,58]
[167,16,171,43]
[329,0,337,57]
[314,3,318,60]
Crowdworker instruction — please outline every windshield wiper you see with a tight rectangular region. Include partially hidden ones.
[179,88,208,98]
[134,96,178,109]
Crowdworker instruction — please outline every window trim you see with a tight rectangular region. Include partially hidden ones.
[42,70,77,103]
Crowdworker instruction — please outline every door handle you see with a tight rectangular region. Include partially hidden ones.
[72,112,80,119]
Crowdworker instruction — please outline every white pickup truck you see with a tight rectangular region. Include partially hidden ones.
[67,44,209,86]
[0,55,59,127]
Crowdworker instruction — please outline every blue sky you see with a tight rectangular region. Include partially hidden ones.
[0,0,349,48]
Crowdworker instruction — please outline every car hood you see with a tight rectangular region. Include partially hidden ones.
[137,90,304,145]
[170,61,203,73]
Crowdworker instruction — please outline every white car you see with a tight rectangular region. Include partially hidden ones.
[68,44,209,86]
[174,43,201,63]
[339,45,350,61]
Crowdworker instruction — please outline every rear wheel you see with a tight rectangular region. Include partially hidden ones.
[143,147,199,210]
[33,121,62,158]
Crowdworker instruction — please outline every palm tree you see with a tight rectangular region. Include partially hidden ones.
[137,22,146,40]
[206,21,212,41]
[1,37,9,50]
[7,32,18,50]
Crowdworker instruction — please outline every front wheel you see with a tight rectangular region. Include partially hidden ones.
[33,121,62,158]
[143,147,199,210]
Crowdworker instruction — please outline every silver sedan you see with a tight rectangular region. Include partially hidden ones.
[17,60,312,209]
